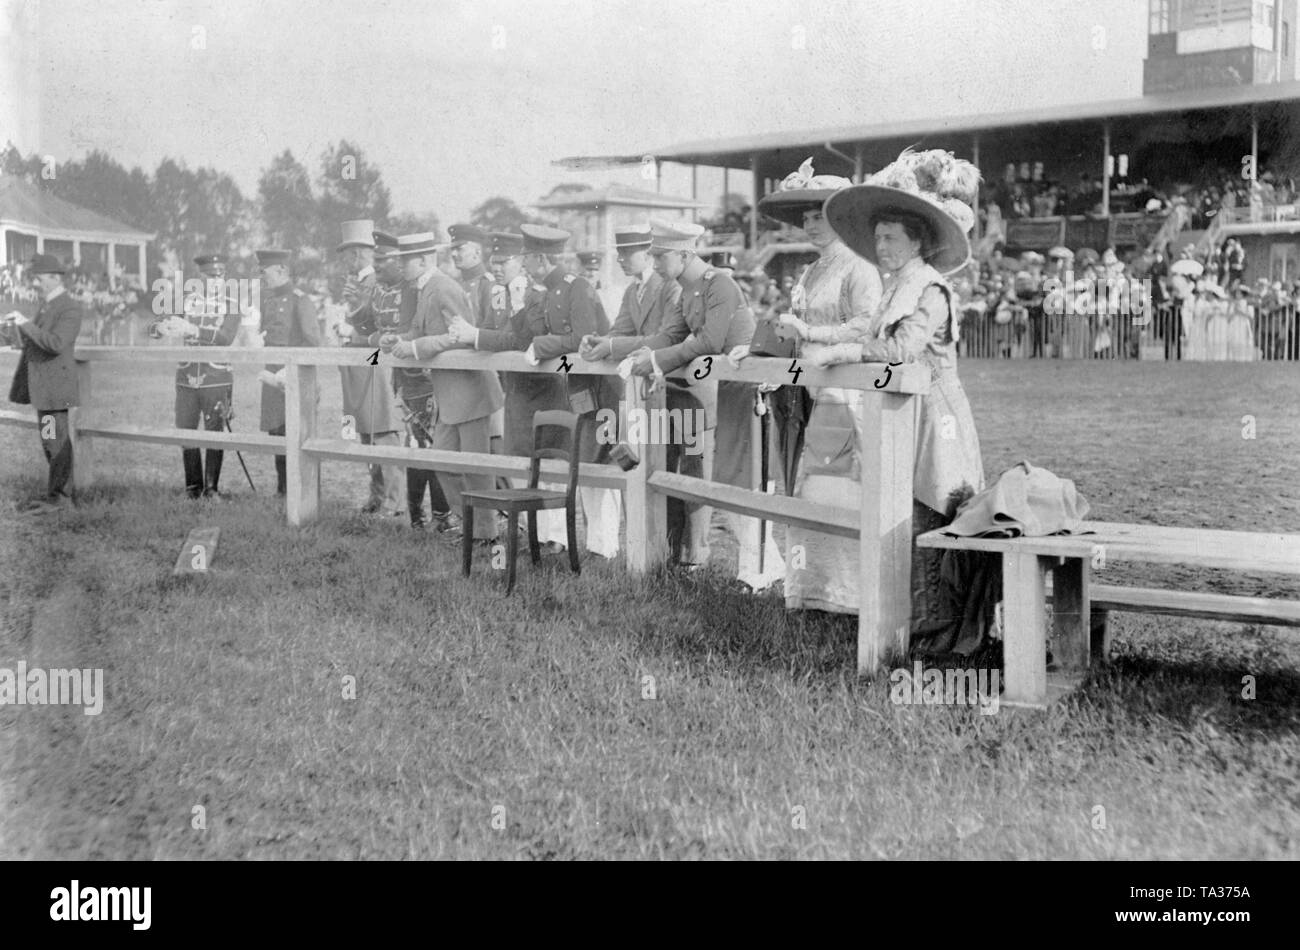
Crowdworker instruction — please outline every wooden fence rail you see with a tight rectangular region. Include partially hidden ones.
[1,344,930,677]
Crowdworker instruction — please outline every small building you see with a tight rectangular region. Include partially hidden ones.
[0,174,152,286]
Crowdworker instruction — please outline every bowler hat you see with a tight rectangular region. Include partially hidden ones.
[27,253,65,275]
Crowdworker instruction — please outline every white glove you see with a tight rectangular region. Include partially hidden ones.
[524,343,540,366]
[726,343,750,368]
[12,312,29,327]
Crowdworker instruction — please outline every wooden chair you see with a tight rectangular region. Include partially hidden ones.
[460,410,581,594]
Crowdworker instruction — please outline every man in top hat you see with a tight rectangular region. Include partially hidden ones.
[382,232,503,545]
[449,223,621,558]
[254,248,322,495]
[6,254,84,512]
[579,226,709,564]
[165,251,242,498]
[336,219,404,516]
[626,219,785,588]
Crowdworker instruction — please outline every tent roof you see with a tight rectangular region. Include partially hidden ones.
[535,184,705,210]
[0,174,153,241]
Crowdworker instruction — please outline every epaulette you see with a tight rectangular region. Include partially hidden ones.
[563,274,575,283]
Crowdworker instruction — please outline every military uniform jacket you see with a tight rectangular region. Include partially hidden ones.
[459,263,495,330]
[258,282,322,431]
[177,283,241,388]
[8,290,83,410]
[402,268,503,426]
[338,267,398,435]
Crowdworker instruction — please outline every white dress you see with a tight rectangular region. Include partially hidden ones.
[785,241,882,613]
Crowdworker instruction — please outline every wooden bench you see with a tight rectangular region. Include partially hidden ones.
[916,522,1300,709]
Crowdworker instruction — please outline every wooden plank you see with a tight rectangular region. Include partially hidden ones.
[284,364,319,526]
[173,527,220,575]
[0,409,38,429]
[1092,584,1300,627]
[1002,552,1049,707]
[1051,557,1091,673]
[303,439,628,491]
[72,346,929,394]
[918,523,1300,575]
[622,375,668,574]
[71,361,95,493]
[857,392,916,677]
[648,471,858,538]
[75,424,284,454]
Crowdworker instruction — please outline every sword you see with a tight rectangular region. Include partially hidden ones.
[753,388,770,577]
[205,402,255,492]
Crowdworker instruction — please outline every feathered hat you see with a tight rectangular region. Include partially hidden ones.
[757,157,853,227]
[823,149,980,274]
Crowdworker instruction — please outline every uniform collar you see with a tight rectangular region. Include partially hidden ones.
[417,267,434,290]
[44,286,66,303]
[460,262,488,281]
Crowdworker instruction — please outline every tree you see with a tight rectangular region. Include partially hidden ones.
[469,196,530,233]
[316,140,391,247]
[258,149,316,250]
[383,210,441,239]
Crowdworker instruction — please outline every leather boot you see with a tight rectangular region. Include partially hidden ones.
[182,448,204,498]
[204,450,224,497]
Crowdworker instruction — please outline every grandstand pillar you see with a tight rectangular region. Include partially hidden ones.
[35,233,43,253]
[137,240,147,286]
[72,239,81,267]
[972,134,981,241]
[750,153,760,250]
[853,145,863,184]
[107,244,116,289]
[1102,121,1112,217]
[1251,106,1259,184]
[691,164,698,223]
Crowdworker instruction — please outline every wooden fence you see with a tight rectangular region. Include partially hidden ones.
[0,345,930,677]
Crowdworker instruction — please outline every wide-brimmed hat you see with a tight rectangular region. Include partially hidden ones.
[824,149,979,274]
[757,157,853,227]
[1047,245,1073,261]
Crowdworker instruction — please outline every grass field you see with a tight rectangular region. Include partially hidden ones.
[1,354,1298,860]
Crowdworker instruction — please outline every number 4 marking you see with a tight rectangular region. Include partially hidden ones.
[788,360,802,385]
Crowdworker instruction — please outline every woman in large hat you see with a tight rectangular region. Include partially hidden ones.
[779,149,986,644]
[751,158,883,613]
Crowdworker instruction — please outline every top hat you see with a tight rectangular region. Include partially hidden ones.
[337,219,376,252]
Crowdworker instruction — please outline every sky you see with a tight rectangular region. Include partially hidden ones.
[1,0,1149,226]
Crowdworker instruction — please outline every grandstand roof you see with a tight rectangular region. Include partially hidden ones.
[558,80,1300,171]
[0,174,153,241]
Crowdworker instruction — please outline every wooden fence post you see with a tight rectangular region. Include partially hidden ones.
[857,391,916,676]
[623,374,668,573]
[71,360,95,496]
[284,362,319,526]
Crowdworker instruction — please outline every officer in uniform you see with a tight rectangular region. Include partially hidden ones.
[383,231,502,545]
[580,226,715,565]
[577,250,603,287]
[336,219,404,515]
[451,224,621,558]
[168,252,241,498]
[254,248,322,495]
[627,219,785,589]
